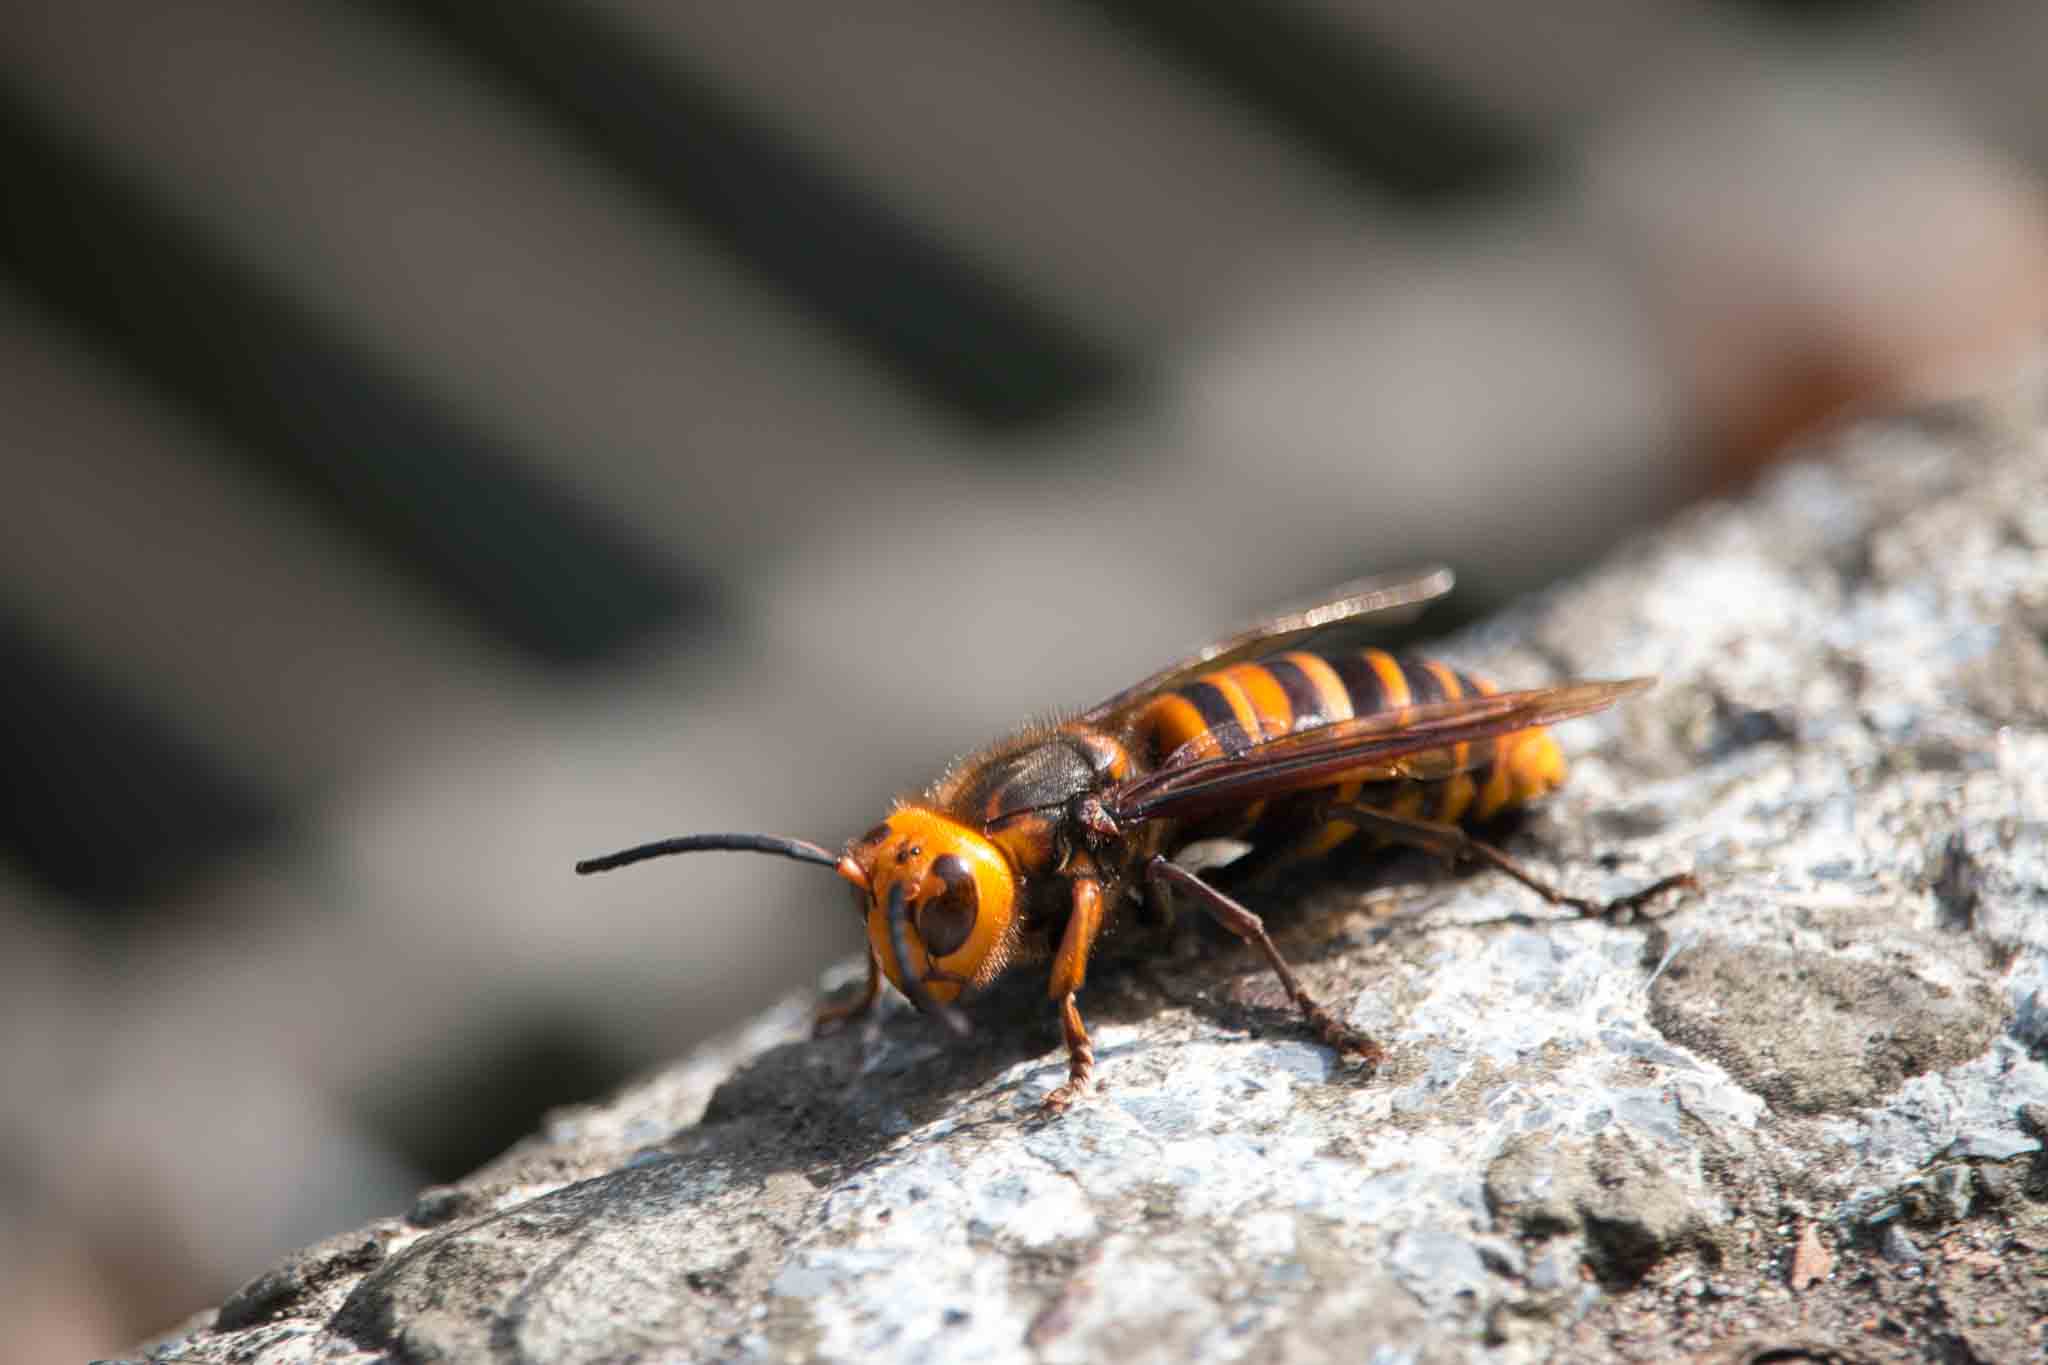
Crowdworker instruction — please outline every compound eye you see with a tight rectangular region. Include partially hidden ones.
[918,854,979,959]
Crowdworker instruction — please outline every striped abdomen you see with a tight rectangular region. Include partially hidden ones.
[1132,647,1567,851]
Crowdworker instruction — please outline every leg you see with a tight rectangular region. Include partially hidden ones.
[812,943,882,1037]
[1333,803,1694,921]
[1146,857,1385,1071]
[1042,876,1105,1113]
[1045,994,1095,1115]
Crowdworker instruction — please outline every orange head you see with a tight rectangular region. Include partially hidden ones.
[834,807,1019,1029]
[573,807,1020,1033]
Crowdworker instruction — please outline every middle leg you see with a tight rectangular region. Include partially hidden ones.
[1146,856,1384,1071]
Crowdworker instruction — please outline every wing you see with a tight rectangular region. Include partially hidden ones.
[1080,567,1454,726]
[1100,678,1652,827]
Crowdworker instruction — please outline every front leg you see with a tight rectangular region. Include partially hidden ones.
[812,942,882,1037]
[1042,873,1105,1113]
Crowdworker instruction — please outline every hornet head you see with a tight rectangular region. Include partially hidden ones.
[575,805,1021,1034]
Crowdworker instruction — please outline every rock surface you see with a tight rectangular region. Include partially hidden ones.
[131,411,2047,1364]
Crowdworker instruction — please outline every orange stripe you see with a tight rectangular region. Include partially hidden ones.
[1278,650,1354,724]
[1217,663,1295,739]
[1203,670,1268,837]
[1138,693,1217,762]
[1461,672,1511,820]
[1421,659,1465,703]
[1363,649,1411,708]
[1435,773,1477,825]
[1474,761,1516,821]
[1294,819,1359,858]
[1202,671,1264,745]
[1188,668,1262,836]
[1420,661,1473,822]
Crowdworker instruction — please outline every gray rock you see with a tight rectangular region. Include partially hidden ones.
[1645,940,2006,1116]
[1484,1130,1717,1288]
[138,409,2048,1363]
[1880,1222,1926,1266]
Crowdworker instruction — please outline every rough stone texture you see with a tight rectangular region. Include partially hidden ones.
[129,409,2047,1364]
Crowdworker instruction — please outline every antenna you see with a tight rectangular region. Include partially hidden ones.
[575,832,839,875]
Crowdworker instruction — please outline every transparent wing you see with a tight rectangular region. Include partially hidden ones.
[1102,679,1653,827]
[1081,567,1454,726]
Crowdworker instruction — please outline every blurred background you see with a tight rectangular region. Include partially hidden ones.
[2,1,2044,1355]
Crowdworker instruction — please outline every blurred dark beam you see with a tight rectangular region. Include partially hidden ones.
[1072,0,1535,204]
[377,0,1125,431]
[0,610,284,917]
[0,84,705,669]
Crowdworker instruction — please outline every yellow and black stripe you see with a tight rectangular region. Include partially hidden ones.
[1133,647,1567,854]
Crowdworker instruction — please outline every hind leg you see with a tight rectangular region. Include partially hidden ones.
[1330,804,1694,920]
